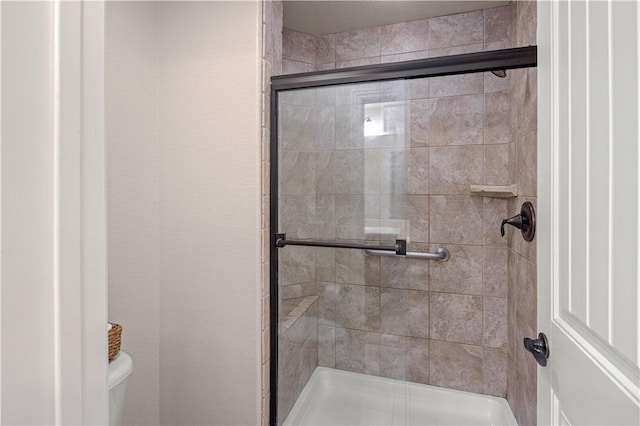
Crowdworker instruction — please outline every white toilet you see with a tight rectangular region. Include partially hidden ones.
[108,351,133,426]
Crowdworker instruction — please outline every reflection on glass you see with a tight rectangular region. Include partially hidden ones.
[363,100,408,239]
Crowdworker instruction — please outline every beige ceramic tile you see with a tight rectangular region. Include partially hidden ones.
[406,148,430,194]
[484,144,510,186]
[315,195,336,240]
[335,246,380,286]
[280,151,316,195]
[315,151,335,195]
[407,337,430,384]
[430,74,484,98]
[430,195,484,245]
[335,150,364,194]
[516,130,537,197]
[282,28,317,64]
[429,11,484,49]
[336,56,381,69]
[335,27,381,62]
[429,43,484,58]
[280,196,315,239]
[335,82,382,106]
[483,348,507,397]
[380,334,407,380]
[430,292,483,344]
[515,253,536,328]
[484,6,511,43]
[516,68,537,138]
[279,104,313,150]
[516,1,537,47]
[317,282,337,326]
[483,197,509,247]
[485,92,511,145]
[335,327,381,375]
[379,255,429,291]
[381,50,430,63]
[380,194,405,222]
[381,288,429,338]
[316,62,336,71]
[409,100,432,147]
[430,340,483,393]
[280,245,315,285]
[380,149,406,195]
[282,59,314,75]
[317,34,336,64]
[380,19,430,55]
[430,145,483,195]
[483,297,507,348]
[483,246,508,297]
[430,95,484,146]
[315,86,336,107]
[315,247,335,282]
[318,325,336,367]
[484,70,510,94]
[484,39,511,52]
[430,244,483,295]
[335,195,381,240]
[334,283,381,331]
[513,319,537,425]
[281,282,316,300]
[335,105,364,149]
[315,106,336,151]
[407,78,430,100]
[406,195,429,243]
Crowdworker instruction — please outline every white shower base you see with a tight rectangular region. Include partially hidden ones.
[284,367,517,426]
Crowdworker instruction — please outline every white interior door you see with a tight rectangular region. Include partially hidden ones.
[538,1,640,424]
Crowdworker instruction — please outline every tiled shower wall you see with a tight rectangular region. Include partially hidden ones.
[507,1,538,425]
[279,5,517,409]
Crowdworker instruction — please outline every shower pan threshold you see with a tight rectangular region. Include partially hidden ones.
[283,367,517,426]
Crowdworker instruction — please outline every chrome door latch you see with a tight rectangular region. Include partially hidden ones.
[524,332,550,367]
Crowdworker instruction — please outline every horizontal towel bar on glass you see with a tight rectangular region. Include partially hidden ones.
[364,247,450,261]
[275,233,406,255]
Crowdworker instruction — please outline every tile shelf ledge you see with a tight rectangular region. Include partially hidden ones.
[469,184,518,198]
[282,295,318,333]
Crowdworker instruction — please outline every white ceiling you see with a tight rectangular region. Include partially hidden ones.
[283,1,510,35]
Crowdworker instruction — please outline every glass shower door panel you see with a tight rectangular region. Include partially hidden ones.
[277,78,418,425]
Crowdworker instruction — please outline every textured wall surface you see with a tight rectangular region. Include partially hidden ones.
[107,2,263,425]
[506,2,538,425]
[106,3,161,424]
[279,5,516,407]
[157,2,262,424]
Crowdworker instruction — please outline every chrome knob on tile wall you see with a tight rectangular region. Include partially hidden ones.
[500,201,536,241]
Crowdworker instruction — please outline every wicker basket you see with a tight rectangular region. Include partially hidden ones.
[108,322,123,361]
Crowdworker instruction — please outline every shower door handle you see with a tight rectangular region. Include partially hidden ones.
[275,233,407,255]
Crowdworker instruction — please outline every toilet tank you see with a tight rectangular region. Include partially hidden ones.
[108,351,133,426]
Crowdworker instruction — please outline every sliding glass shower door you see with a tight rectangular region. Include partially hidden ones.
[275,78,434,424]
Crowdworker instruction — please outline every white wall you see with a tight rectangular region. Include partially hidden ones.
[106,2,160,425]
[107,2,263,425]
[1,3,56,423]
[157,2,262,424]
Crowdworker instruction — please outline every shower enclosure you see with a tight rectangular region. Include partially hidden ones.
[270,47,537,426]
